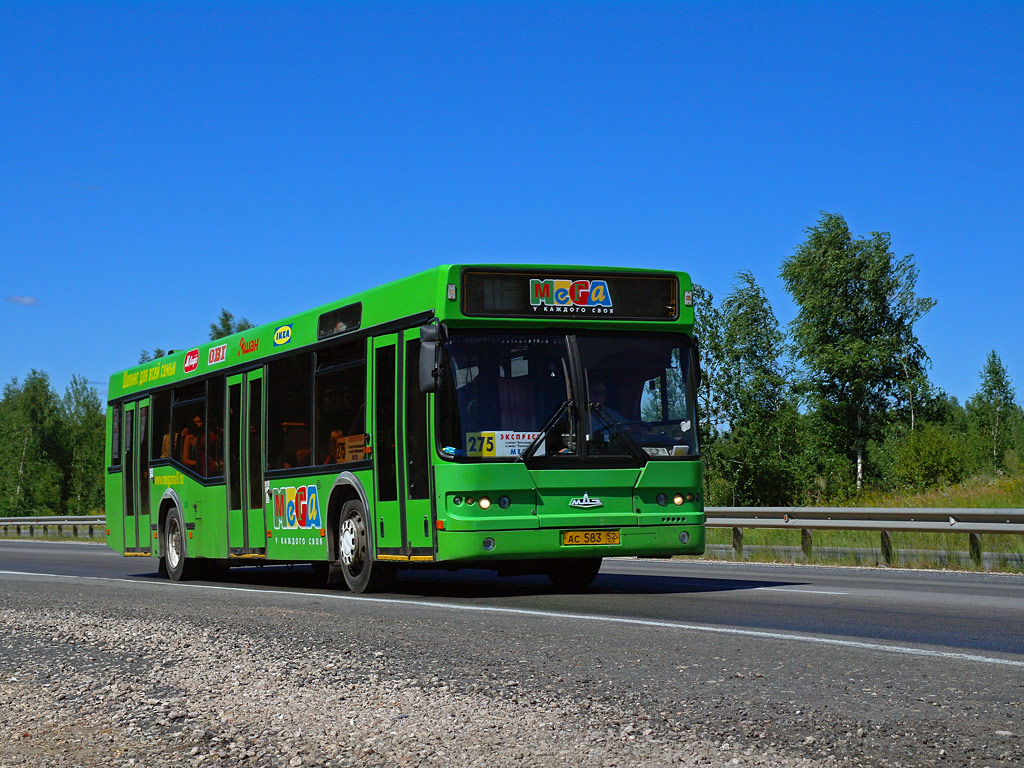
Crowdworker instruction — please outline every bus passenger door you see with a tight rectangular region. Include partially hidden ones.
[226,370,267,556]
[122,398,152,554]
[370,336,403,557]
[402,328,434,559]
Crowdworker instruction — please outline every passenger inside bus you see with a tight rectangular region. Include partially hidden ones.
[587,376,629,425]
[276,424,311,469]
[180,415,202,470]
[180,413,223,475]
[322,428,346,464]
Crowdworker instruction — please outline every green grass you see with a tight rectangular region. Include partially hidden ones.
[853,472,1024,509]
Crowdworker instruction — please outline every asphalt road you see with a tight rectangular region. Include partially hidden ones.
[3,539,1022,657]
[2,540,1023,766]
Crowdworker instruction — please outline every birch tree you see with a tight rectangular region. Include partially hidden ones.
[780,213,935,491]
[967,351,1020,473]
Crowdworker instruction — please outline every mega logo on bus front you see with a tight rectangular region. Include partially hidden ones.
[529,278,613,313]
[183,348,200,374]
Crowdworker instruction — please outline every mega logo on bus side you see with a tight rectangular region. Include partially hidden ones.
[529,278,613,308]
[272,486,323,530]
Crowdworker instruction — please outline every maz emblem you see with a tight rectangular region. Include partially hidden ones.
[569,493,603,509]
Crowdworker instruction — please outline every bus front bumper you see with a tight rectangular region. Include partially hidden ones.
[434,523,705,563]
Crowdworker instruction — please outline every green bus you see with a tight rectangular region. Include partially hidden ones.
[105,265,705,592]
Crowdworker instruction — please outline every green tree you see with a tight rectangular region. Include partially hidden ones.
[690,284,727,501]
[209,308,254,341]
[138,348,167,364]
[966,350,1020,473]
[896,422,967,490]
[61,375,105,515]
[780,212,935,491]
[0,371,64,516]
[141,307,254,361]
[691,284,725,446]
[712,271,804,505]
[874,417,967,492]
[719,271,787,424]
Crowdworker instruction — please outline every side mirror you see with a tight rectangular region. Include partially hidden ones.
[419,324,441,393]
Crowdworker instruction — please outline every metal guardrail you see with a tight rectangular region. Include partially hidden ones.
[4,508,1023,566]
[0,515,105,539]
[705,506,1024,565]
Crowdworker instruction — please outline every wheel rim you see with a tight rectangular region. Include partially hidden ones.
[167,517,182,570]
[339,513,365,571]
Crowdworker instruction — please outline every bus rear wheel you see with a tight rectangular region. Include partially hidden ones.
[546,557,602,591]
[337,500,395,593]
[164,508,199,582]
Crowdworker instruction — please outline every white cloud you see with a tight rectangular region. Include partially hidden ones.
[5,296,40,306]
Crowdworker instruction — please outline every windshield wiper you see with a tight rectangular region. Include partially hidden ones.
[590,403,649,464]
[517,398,574,462]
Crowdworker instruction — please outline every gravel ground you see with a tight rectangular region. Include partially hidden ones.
[0,575,1020,768]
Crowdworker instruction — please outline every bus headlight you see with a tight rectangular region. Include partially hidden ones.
[498,495,511,509]
[656,493,668,507]
[478,497,492,510]
[673,494,684,506]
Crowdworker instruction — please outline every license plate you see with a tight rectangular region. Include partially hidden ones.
[562,530,620,546]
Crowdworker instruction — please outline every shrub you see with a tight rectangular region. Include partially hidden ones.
[890,422,967,491]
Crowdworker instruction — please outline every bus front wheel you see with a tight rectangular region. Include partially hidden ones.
[546,557,602,591]
[337,500,395,593]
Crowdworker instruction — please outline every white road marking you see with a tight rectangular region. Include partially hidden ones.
[759,587,848,595]
[2,569,1021,668]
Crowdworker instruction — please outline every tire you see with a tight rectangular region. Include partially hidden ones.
[546,557,602,591]
[336,499,395,593]
[164,508,199,582]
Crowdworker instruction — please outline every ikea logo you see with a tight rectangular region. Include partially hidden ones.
[273,325,293,346]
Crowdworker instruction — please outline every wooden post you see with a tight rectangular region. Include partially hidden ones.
[969,533,982,567]
[732,526,743,558]
[801,528,813,559]
[880,530,894,565]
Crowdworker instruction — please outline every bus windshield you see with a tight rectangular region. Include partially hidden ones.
[437,330,698,462]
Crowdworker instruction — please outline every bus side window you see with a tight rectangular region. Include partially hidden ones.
[111,405,122,468]
[266,353,313,470]
[152,390,172,459]
[315,340,366,466]
[171,381,207,476]
[206,377,225,476]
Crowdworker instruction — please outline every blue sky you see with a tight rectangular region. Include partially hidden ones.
[2,1,1022,406]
